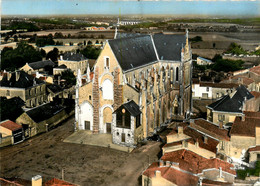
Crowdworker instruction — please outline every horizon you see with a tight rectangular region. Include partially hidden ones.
[2,0,260,17]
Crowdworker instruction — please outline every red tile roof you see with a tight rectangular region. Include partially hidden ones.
[0,120,22,131]
[45,178,77,186]
[200,82,239,89]
[230,113,260,137]
[160,150,236,175]
[248,146,260,152]
[142,162,199,186]
[168,123,219,153]
[192,119,230,141]
[250,91,260,99]
[0,178,24,186]
[249,65,260,76]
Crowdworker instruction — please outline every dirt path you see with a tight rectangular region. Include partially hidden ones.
[0,116,161,186]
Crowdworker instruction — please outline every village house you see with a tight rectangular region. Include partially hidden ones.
[75,30,192,147]
[229,111,260,161]
[58,52,88,75]
[16,102,69,137]
[192,81,239,99]
[0,120,24,147]
[196,56,213,65]
[0,71,47,108]
[142,149,236,186]
[20,60,56,75]
[206,85,258,126]
[53,64,67,75]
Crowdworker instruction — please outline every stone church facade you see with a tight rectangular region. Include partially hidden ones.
[75,31,192,147]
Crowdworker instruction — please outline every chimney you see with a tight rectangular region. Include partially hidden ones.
[195,138,199,148]
[32,175,42,186]
[60,55,63,61]
[155,170,161,177]
[219,121,223,129]
[178,126,183,135]
[16,71,20,81]
[159,160,164,167]
[203,136,208,144]
[165,161,171,167]
[241,114,245,122]
[7,72,12,81]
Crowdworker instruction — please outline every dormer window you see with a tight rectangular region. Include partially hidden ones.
[104,57,109,69]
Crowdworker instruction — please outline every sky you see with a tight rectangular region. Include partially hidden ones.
[2,0,260,16]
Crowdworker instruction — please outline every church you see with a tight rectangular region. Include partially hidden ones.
[75,30,192,148]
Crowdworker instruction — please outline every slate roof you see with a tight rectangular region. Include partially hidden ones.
[248,146,260,152]
[207,85,254,113]
[0,120,22,131]
[115,32,145,39]
[54,64,67,69]
[62,52,87,61]
[26,102,64,123]
[109,33,186,72]
[28,60,56,70]
[0,71,44,88]
[47,84,63,94]
[153,33,185,61]
[114,100,141,117]
[109,35,158,72]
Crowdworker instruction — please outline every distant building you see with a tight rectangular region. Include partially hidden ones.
[58,53,88,75]
[196,56,213,65]
[0,71,47,107]
[53,64,67,75]
[192,81,239,99]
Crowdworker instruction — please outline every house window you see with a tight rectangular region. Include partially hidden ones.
[218,114,225,121]
[216,93,219,98]
[206,87,209,92]
[89,95,91,100]
[116,109,131,129]
[105,57,109,69]
[257,154,260,161]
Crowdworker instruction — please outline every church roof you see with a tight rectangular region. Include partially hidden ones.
[108,33,186,72]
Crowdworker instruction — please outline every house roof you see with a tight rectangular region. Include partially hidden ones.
[0,71,44,88]
[114,100,141,117]
[167,123,219,153]
[115,32,145,39]
[250,91,260,99]
[160,150,236,175]
[0,120,22,131]
[249,65,260,76]
[230,111,260,137]
[47,84,63,94]
[54,64,67,69]
[153,33,185,61]
[62,52,87,62]
[45,178,77,186]
[192,119,230,141]
[108,33,186,72]
[28,60,56,70]
[199,82,239,89]
[26,102,64,123]
[207,85,254,113]
[248,146,260,152]
[142,161,199,186]
[197,56,212,62]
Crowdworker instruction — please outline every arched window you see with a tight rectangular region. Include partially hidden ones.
[176,67,179,82]
[102,79,113,100]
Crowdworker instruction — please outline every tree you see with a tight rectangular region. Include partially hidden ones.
[211,55,244,72]
[13,35,18,42]
[226,42,247,55]
[61,69,76,87]
[80,46,101,59]
[1,41,43,71]
[46,47,59,62]
[4,35,10,42]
